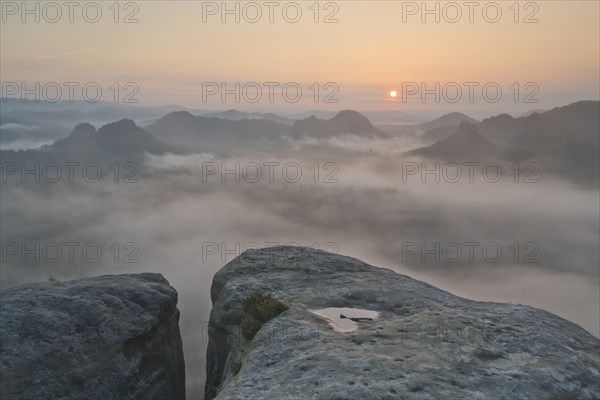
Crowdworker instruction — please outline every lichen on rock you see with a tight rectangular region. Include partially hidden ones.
[0,273,186,400]
[205,246,600,400]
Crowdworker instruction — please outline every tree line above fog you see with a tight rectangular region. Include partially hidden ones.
[1,101,598,184]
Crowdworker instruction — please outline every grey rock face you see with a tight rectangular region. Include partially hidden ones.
[0,273,185,400]
[205,246,599,400]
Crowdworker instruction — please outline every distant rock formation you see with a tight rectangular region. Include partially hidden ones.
[201,109,292,124]
[406,121,499,161]
[505,100,600,182]
[0,273,185,400]
[205,246,599,400]
[417,112,478,132]
[288,110,390,139]
[377,112,477,138]
[144,111,288,153]
[53,119,170,156]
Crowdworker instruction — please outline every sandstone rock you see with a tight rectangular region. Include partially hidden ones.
[0,273,185,400]
[205,246,599,400]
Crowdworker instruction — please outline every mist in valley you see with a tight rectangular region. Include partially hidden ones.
[1,110,598,398]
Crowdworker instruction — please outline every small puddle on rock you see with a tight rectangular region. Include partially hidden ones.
[310,307,379,332]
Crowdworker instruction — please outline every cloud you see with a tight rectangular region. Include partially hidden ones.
[0,139,53,150]
[0,123,40,131]
[1,145,598,399]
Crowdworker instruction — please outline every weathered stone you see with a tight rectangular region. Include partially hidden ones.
[0,273,185,400]
[205,246,600,400]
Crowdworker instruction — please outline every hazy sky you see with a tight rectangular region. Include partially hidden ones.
[1,1,599,111]
[2,4,599,398]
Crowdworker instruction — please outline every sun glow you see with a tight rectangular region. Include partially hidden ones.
[390,90,397,98]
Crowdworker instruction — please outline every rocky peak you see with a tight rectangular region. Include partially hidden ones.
[205,246,599,400]
[0,273,186,400]
[70,122,97,138]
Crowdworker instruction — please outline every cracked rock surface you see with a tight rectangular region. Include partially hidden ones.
[205,246,599,400]
[0,273,185,400]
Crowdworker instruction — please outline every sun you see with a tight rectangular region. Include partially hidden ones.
[390,90,397,98]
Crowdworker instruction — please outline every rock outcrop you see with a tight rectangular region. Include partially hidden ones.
[0,273,185,400]
[205,246,600,400]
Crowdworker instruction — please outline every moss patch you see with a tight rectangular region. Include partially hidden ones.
[220,292,289,340]
[231,360,242,376]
